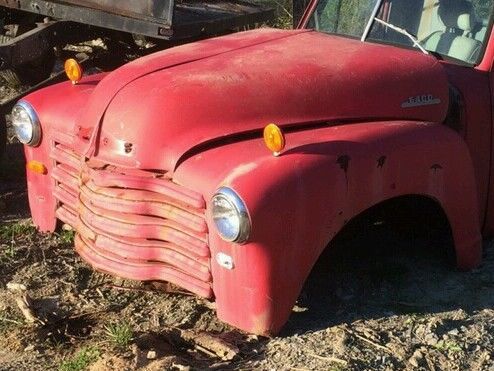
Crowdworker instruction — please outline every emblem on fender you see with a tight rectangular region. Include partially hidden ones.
[401,94,441,108]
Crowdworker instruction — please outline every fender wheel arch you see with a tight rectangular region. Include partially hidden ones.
[298,194,456,307]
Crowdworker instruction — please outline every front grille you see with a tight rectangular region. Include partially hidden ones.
[50,141,212,298]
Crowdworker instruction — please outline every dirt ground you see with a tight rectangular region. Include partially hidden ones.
[0,142,493,371]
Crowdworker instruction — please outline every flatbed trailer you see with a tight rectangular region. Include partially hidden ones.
[0,0,274,157]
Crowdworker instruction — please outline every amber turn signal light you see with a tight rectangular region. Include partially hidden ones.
[263,123,285,156]
[27,160,47,175]
[64,58,83,84]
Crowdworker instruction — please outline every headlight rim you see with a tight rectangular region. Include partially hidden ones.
[12,100,42,147]
[212,186,251,244]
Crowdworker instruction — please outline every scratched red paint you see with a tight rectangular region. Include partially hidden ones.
[18,2,494,334]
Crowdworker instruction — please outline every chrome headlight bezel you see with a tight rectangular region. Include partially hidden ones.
[211,187,251,244]
[11,101,41,146]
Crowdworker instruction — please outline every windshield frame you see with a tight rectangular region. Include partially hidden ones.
[361,0,384,41]
[300,0,494,68]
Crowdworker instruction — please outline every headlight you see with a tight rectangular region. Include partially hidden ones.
[11,101,41,146]
[211,187,250,243]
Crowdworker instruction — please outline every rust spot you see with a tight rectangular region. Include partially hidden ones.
[431,164,443,171]
[102,138,109,146]
[337,155,351,173]
[251,306,274,336]
[390,183,396,190]
[338,211,343,216]
[124,142,133,154]
[377,156,386,168]
[78,127,92,141]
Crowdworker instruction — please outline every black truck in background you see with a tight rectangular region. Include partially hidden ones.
[0,0,274,158]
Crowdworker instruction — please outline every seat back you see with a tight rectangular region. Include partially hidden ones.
[423,0,481,63]
[472,19,488,43]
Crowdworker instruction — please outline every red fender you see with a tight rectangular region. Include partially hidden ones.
[175,120,482,335]
[23,74,105,232]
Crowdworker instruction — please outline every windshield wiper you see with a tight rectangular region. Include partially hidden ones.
[373,18,429,54]
[361,0,384,41]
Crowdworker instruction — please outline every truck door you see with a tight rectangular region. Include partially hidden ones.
[375,0,493,231]
[415,0,494,234]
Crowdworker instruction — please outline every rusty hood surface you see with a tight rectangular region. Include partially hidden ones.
[79,28,449,171]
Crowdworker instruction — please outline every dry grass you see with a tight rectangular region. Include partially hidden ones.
[262,0,294,28]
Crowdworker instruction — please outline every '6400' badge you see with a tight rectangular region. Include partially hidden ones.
[401,94,441,108]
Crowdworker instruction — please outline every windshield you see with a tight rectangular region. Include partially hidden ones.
[307,0,494,65]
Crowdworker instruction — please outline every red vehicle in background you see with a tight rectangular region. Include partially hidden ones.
[13,0,494,335]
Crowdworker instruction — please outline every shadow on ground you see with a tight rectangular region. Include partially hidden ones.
[283,217,494,335]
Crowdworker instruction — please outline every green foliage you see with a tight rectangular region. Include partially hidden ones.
[0,221,36,241]
[104,322,133,349]
[261,0,294,28]
[0,243,15,260]
[310,0,375,36]
[309,0,494,38]
[59,347,100,371]
[434,340,462,353]
[57,229,75,245]
[0,221,37,261]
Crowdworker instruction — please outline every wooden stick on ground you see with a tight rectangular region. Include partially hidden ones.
[14,292,44,325]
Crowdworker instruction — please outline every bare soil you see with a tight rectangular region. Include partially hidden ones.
[0,141,493,371]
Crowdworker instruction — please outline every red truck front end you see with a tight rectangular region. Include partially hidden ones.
[15,0,494,335]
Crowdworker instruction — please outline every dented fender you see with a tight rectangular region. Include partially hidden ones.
[175,120,482,335]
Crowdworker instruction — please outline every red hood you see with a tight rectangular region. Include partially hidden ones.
[81,28,449,171]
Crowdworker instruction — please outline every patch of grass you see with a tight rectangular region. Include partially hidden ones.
[1,243,16,260]
[0,220,37,261]
[0,314,24,334]
[104,322,133,349]
[329,365,348,371]
[261,0,293,29]
[434,340,462,353]
[57,229,75,245]
[0,220,37,241]
[404,313,427,325]
[59,346,100,371]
